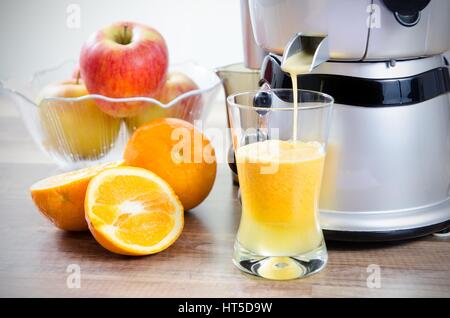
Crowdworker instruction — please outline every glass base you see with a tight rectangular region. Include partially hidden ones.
[233,240,328,280]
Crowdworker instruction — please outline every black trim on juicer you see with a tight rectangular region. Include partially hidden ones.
[261,54,450,107]
[324,219,450,242]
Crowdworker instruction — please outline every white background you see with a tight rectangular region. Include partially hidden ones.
[0,0,244,79]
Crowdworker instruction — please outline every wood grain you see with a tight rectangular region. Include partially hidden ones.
[0,106,449,298]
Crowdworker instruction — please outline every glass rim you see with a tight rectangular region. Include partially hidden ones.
[226,89,334,111]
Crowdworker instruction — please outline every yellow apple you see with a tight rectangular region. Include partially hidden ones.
[37,79,121,160]
[124,71,201,134]
[124,103,167,134]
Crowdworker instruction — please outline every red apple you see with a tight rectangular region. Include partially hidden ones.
[124,71,202,132]
[80,21,168,118]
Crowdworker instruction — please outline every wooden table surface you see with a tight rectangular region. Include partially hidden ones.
[0,96,449,298]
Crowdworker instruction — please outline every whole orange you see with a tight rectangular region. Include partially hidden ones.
[123,118,216,210]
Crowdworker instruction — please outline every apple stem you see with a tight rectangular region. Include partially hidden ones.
[123,24,128,43]
[75,71,81,85]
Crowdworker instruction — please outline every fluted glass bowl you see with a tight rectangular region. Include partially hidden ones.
[1,61,222,169]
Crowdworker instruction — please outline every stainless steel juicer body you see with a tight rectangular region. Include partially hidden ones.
[240,0,450,240]
[317,58,450,239]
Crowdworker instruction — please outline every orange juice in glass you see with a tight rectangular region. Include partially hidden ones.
[227,89,333,280]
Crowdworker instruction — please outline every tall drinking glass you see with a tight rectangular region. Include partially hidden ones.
[227,89,333,280]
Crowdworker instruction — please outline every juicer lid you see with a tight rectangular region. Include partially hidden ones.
[246,0,450,61]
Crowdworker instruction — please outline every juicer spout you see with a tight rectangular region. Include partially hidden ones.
[281,33,329,73]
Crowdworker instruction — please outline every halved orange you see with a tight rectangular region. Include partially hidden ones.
[30,160,123,231]
[85,166,184,256]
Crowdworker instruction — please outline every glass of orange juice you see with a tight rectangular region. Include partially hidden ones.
[227,89,333,280]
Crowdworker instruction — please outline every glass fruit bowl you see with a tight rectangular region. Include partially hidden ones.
[1,60,222,169]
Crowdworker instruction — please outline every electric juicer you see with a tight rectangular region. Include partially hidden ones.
[238,0,450,241]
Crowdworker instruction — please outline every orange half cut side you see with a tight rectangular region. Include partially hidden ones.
[85,166,184,255]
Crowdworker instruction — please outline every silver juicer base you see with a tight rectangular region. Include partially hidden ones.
[321,198,450,241]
